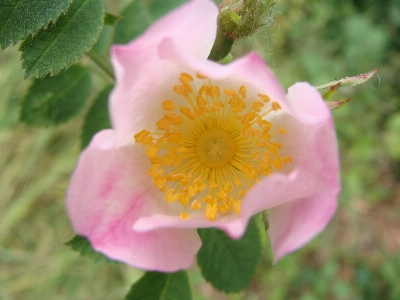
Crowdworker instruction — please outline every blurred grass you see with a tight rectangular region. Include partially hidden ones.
[1,0,400,299]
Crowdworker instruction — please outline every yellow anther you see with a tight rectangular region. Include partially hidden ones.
[272,156,283,170]
[180,107,196,119]
[196,95,207,107]
[191,200,202,210]
[196,72,207,79]
[134,129,146,142]
[174,85,189,97]
[233,200,241,215]
[161,153,174,165]
[147,165,160,177]
[169,173,183,181]
[180,72,194,82]
[224,89,236,96]
[199,84,208,95]
[154,177,167,189]
[283,156,292,163]
[217,191,226,200]
[218,204,227,213]
[162,100,175,110]
[206,202,218,221]
[252,101,264,112]
[149,157,161,164]
[179,194,190,206]
[156,118,170,130]
[258,94,270,102]
[134,129,153,145]
[165,189,179,203]
[272,101,281,111]
[239,85,247,98]
[267,142,282,154]
[188,185,197,197]
[210,86,220,98]
[180,212,190,220]
[260,131,271,141]
[231,101,245,113]
[146,143,159,158]
[243,111,256,122]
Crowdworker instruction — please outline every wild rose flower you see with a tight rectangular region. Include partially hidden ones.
[67,0,340,272]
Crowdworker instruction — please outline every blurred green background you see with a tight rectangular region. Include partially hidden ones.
[1,0,400,299]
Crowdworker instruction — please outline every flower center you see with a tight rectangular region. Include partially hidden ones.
[196,128,235,168]
[134,73,291,221]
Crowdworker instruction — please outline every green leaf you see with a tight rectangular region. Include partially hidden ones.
[19,0,104,78]
[124,271,192,300]
[0,0,72,50]
[197,217,261,293]
[114,0,186,44]
[81,85,112,149]
[20,65,91,126]
[65,235,118,264]
[104,12,121,26]
[114,0,152,44]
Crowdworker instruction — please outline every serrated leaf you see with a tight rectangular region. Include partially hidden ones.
[0,0,72,50]
[66,235,119,264]
[20,65,91,126]
[124,271,192,300]
[114,0,152,44]
[197,217,261,293]
[19,0,104,78]
[81,85,112,149]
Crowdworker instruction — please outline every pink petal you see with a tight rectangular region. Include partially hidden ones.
[158,38,289,109]
[66,130,201,271]
[109,0,218,145]
[266,83,340,263]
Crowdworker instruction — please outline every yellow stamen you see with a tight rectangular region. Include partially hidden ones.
[135,73,291,221]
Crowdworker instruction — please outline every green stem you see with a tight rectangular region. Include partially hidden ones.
[208,28,235,62]
[86,49,115,81]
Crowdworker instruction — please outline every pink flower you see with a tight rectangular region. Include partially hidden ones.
[67,0,340,272]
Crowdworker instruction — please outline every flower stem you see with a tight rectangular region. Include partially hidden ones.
[208,28,234,62]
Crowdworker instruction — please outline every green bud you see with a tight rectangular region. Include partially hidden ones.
[218,0,275,40]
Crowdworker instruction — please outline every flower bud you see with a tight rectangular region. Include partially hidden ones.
[218,0,275,40]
